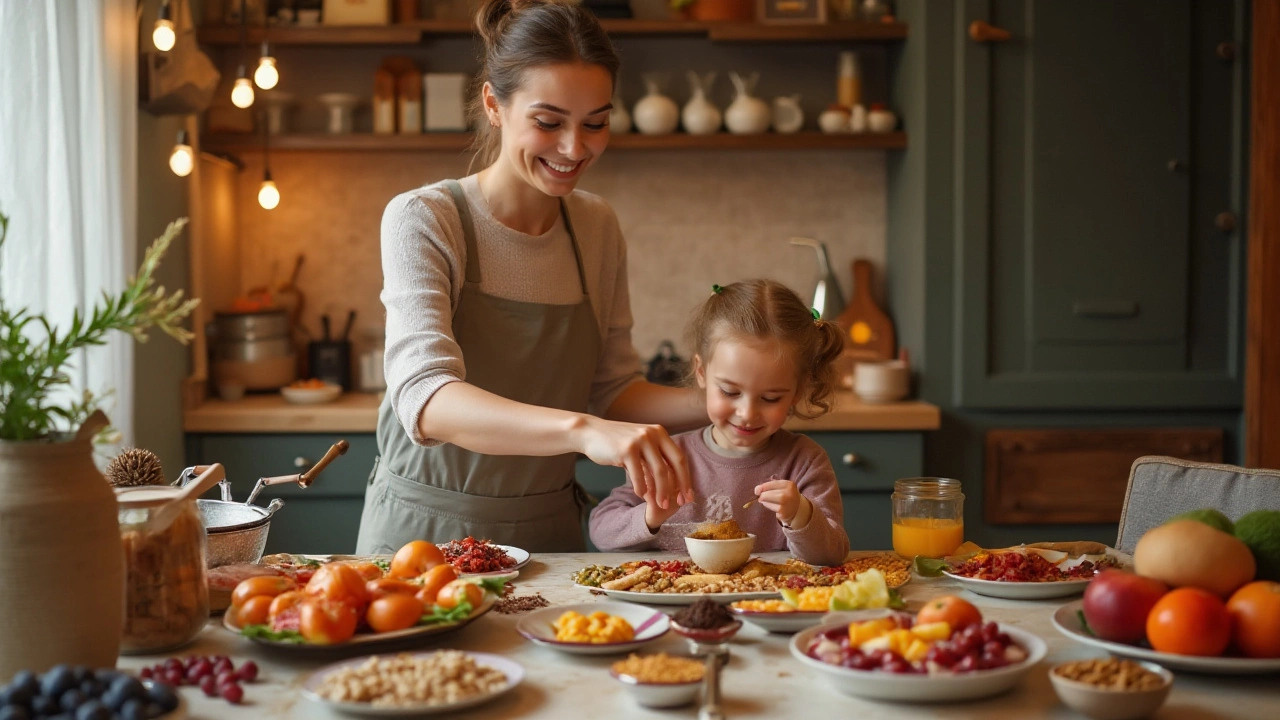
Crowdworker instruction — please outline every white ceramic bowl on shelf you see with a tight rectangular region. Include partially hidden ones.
[684,533,755,574]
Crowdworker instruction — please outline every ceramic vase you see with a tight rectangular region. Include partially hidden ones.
[725,72,771,135]
[0,419,124,679]
[772,94,804,134]
[633,74,679,136]
[609,92,632,134]
[681,71,722,136]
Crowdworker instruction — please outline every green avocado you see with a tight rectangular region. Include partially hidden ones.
[1168,508,1235,535]
[1234,510,1280,582]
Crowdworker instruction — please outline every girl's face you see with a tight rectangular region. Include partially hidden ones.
[484,62,614,197]
[694,335,800,453]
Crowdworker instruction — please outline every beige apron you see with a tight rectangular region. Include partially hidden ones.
[355,180,601,554]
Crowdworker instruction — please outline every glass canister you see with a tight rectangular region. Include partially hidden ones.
[116,487,210,654]
[891,478,965,559]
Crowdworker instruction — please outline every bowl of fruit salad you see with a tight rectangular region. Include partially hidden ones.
[789,596,1046,703]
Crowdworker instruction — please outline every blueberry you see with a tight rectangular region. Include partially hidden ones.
[30,695,55,715]
[78,679,102,699]
[89,670,120,687]
[59,688,85,712]
[73,700,109,720]
[143,702,166,720]
[143,683,176,714]
[40,666,74,699]
[107,677,144,705]
[0,704,29,720]
[10,671,38,698]
[118,698,145,720]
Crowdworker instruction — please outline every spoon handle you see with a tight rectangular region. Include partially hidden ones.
[698,653,725,720]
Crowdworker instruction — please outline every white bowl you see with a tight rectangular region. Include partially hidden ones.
[280,382,342,405]
[854,360,910,403]
[729,606,827,633]
[684,533,755,574]
[1049,660,1172,720]
[515,602,669,655]
[610,671,701,708]
[790,622,1047,703]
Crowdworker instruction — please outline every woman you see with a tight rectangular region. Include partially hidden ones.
[355,0,705,554]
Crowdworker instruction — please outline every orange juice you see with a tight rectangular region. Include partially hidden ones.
[892,517,965,559]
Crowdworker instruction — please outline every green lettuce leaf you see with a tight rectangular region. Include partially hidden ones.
[240,624,305,644]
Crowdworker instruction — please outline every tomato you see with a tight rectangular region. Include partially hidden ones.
[1226,580,1280,658]
[1147,587,1232,656]
[306,563,371,610]
[436,579,484,610]
[299,599,359,644]
[340,560,385,582]
[414,564,459,606]
[225,594,273,628]
[230,575,296,609]
[916,595,983,631]
[366,594,426,633]
[390,540,446,579]
[366,577,421,601]
[268,590,308,619]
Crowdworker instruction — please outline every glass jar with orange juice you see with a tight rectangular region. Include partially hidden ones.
[891,478,965,559]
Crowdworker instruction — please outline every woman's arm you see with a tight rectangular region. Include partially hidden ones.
[603,380,706,433]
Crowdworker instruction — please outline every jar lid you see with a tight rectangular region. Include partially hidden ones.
[115,486,183,509]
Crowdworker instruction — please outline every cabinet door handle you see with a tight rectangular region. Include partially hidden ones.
[969,20,1011,43]
[294,456,310,468]
[842,453,860,466]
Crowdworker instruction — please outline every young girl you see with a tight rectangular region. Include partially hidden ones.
[589,279,852,566]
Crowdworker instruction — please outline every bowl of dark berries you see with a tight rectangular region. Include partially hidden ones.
[0,665,184,720]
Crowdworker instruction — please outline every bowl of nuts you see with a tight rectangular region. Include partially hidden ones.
[609,653,705,708]
[1049,658,1173,720]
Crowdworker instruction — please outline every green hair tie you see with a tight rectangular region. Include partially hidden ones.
[711,284,724,295]
[810,307,821,321]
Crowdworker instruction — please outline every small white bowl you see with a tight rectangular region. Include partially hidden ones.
[1049,660,1173,720]
[280,382,342,405]
[610,672,701,708]
[684,533,755,574]
[854,360,910,404]
[515,602,669,656]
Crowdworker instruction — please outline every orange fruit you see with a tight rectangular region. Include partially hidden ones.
[916,595,983,631]
[1146,587,1232,656]
[1226,581,1280,659]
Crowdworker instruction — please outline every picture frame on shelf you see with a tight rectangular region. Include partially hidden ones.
[756,0,826,24]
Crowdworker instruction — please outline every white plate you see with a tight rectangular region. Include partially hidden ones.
[1052,600,1280,675]
[943,571,1092,600]
[729,606,828,633]
[301,651,522,716]
[516,602,670,655]
[280,383,342,404]
[575,584,779,606]
[790,622,1047,702]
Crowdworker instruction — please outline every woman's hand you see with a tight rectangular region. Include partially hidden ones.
[644,494,683,533]
[754,477,801,525]
[576,416,692,511]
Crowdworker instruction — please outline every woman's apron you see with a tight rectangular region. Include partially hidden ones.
[355,180,601,554]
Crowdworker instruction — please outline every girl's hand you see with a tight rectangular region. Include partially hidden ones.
[576,416,693,511]
[754,477,801,526]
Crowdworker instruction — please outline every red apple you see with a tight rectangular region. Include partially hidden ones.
[1083,569,1169,643]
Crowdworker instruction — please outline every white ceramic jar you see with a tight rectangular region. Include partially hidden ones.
[868,104,898,133]
[633,74,679,135]
[725,72,771,135]
[772,95,804,134]
[853,360,911,403]
[682,71,722,135]
[818,106,851,134]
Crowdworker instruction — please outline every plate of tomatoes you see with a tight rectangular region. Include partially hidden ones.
[223,541,500,654]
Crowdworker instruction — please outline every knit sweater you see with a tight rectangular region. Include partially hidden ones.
[380,175,644,446]
[588,428,851,567]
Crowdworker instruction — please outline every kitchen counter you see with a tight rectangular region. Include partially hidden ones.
[118,553,1272,719]
[183,391,941,434]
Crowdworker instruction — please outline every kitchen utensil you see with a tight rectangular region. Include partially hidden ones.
[698,653,725,720]
[147,463,226,535]
[309,339,353,390]
[321,313,331,342]
[210,309,298,389]
[317,93,360,134]
[726,71,770,135]
[634,74,679,135]
[340,309,356,341]
[837,259,896,361]
[261,90,296,135]
[789,238,846,322]
[685,533,755,574]
[682,71,722,136]
[244,439,349,506]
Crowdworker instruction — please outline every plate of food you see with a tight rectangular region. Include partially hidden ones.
[791,601,1046,702]
[516,602,670,655]
[729,600,828,633]
[439,538,530,576]
[918,542,1123,600]
[1052,600,1280,675]
[301,650,522,716]
[280,379,342,405]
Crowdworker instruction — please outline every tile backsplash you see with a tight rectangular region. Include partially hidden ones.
[231,148,885,365]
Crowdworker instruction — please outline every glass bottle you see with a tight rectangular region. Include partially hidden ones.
[891,478,965,559]
[837,51,862,109]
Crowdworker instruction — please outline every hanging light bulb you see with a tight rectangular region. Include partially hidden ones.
[258,169,280,210]
[231,65,255,109]
[168,130,194,177]
[254,41,279,90]
[152,0,176,52]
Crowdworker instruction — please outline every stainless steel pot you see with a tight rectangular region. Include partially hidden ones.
[198,498,284,567]
[212,337,295,363]
[212,310,291,341]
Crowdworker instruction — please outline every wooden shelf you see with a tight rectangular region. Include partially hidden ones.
[195,20,906,46]
[202,131,906,153]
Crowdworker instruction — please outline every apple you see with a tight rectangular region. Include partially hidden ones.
[1083,569,1169,643]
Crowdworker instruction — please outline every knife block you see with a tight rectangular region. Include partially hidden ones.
[308,340,352,390]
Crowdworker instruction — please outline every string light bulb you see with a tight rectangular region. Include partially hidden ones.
[258,170,280,210]
[231,65,255,108]
[254,41,278,90]
[168,130,194,177]
[152,0,175,52]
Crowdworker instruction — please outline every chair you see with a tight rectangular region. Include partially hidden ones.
[1116,456,1280,554]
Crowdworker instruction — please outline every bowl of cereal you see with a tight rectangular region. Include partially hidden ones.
[1048,658,1173,720]
[610,653,705,708]
[685,520,755,574]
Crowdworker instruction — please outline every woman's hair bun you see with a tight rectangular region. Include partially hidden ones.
[476,0,555,48]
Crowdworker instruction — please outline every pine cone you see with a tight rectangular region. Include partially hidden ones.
[105,447,166,487]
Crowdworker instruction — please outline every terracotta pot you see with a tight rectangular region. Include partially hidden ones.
[0,436,124,679]
[685,0,756,22]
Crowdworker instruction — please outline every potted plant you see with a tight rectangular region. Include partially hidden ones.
[671,0,756,22]
[0,212,198,679]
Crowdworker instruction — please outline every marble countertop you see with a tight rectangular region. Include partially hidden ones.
[117,553,1270,719]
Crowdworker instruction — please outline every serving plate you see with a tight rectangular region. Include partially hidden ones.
[790,622,1047,702]
[280,383,342,405]
[728,606,827,633]
[1052,600,1280,675]
[301,651,522,716]
[516,602,670,655]
[575,584,779,605]
[943,571,1092,600]
[327,543,530,577]
[223,595,496,654]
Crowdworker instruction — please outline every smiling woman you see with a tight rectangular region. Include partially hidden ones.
[355,0,708,555]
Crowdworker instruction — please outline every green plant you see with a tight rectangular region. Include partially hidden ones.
[0,212,199,441]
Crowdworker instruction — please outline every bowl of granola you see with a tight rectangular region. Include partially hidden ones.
[685,520,755,574]
[610,653,705,708]
[1048,658,1172,720]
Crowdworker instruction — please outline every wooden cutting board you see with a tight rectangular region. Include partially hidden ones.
[837,259,896,362]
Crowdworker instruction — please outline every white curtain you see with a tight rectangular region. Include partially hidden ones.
[0,0,138,442]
